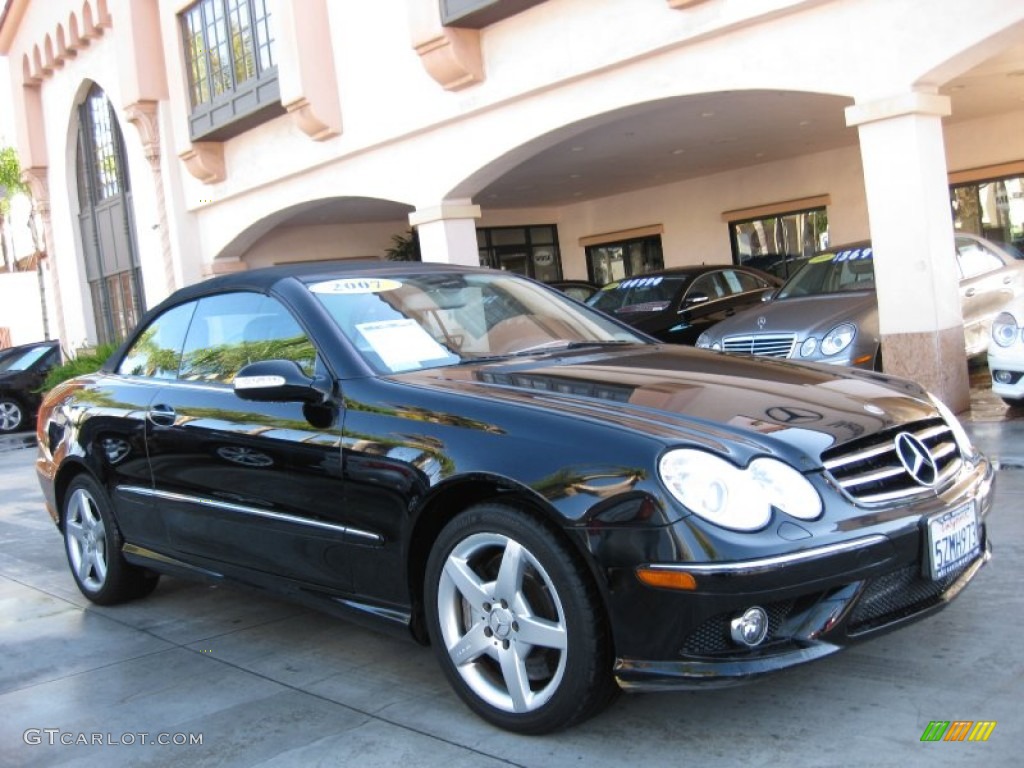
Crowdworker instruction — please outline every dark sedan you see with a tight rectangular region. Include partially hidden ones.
[0,340,61,433]
[548,279,599,302]
[36,262,992,733]
[586,265,780,344]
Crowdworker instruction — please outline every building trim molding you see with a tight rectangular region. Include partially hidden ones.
[579,225,665,247]
[948,160,1024,186]
[721,195,831,222]
[179,143,226,185]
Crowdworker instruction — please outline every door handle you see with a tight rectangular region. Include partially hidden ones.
[1004,276,1013,284]
[964,288,976,297]
[148,404,177,427]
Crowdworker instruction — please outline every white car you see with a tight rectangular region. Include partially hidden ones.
[988,297,1024,404]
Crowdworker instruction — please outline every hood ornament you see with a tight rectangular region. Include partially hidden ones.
[757,316,767,330]
[894,432,939,487]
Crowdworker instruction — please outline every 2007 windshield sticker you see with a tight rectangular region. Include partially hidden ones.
[310,278,403,294]
[809,247,873,264]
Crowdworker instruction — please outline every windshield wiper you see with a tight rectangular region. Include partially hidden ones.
[457,340,634,364]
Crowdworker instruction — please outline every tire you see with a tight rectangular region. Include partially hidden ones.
[0,397,25,433]
[1000,396,1024,408]
[424,503,617,734]
[62,475,160,605]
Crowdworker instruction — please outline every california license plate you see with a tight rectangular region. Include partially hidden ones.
[926,503,980,581]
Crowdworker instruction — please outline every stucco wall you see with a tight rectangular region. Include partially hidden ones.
[240,221,412,270]
[0,271,45,345]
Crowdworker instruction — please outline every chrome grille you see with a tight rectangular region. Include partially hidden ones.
[721,333,796,357]
[821,418,963,504]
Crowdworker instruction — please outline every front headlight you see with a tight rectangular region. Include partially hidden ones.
[991,311,1020,348]
[799,337,818,357]
[820,323,856,356]
[658,449,822,531]
[929,393,976,458]
[696,333,711,348]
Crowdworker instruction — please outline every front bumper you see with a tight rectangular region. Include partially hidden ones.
[987,347,1024,400]
[614,540,990,690]
[605,457,995,691]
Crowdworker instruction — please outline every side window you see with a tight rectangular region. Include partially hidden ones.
[723,269,763,294]
[118,302,197,379]
[179,292,316,384]
[687,273,725,302]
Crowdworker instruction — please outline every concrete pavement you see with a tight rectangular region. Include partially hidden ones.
[0,394,1022,766]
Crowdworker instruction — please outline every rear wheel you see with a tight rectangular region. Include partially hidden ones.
[424,503,616,733]
[0,397,25,433]
[63,475,159,604]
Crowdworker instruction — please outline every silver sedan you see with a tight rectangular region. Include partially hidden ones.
[696,234,1024,370]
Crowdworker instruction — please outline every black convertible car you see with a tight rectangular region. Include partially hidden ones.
[0,340,62,433]
[36,262,992,733]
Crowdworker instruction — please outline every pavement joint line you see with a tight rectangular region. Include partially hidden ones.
[0,568,527,763]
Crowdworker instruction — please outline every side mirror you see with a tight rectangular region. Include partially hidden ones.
[234,359,332,404]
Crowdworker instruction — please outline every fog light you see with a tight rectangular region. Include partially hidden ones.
[730,606,769,647]
[994,370,1013,384]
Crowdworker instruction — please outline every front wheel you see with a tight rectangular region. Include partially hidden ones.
[63,475,159,605]
[424,503,616,733]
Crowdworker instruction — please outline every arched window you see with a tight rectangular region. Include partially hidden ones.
[76,84,144,344]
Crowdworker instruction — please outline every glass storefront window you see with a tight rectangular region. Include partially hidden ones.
[478,225,563,282]
[586,236,664,286]
[730,207,828,280]
[951,175,1024,257]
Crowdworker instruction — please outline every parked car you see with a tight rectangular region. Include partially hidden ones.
[585,265,781,345]
[696,234,1024,369]
[548,279,599,302]
[36,261,992,733]
[0,340,62,433]
[987,297,1024,405]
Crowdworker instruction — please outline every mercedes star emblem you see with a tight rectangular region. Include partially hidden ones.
[766,406,822,424]
[894,432,939,487]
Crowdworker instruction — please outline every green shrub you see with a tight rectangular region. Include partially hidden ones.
[42,343,120,392]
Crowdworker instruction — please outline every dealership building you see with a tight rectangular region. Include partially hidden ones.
[1,0,1022,409]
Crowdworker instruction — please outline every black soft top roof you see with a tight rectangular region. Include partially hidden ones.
[103,260,497,372]
[156,259,494,305]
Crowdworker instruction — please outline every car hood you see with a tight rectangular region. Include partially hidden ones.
[708,292,878,338]
[399,344,936,470]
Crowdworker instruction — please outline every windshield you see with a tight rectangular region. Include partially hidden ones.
[775,245,875,299]
[0,345,52,372]
[309,272,643,374]
[587,276,688,314]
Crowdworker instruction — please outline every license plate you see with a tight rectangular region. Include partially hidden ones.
[926,502,980,581]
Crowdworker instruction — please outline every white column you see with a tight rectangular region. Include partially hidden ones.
[409,200,482,266]
[845,91,969,411]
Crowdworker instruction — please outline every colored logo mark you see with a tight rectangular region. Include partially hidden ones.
[920,720,996,742]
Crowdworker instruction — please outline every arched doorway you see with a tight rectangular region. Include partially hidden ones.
[75,83,144,344]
